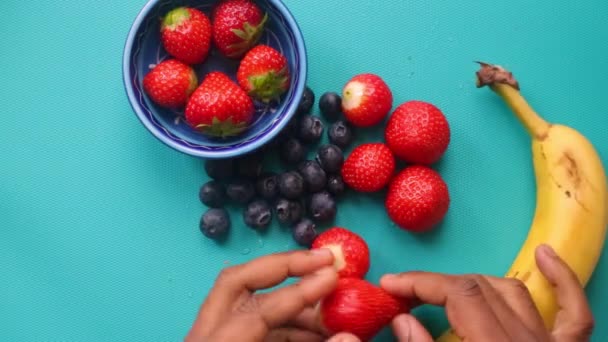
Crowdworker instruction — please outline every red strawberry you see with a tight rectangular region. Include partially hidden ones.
[311,227,369,279]
[341,73,393,127]
[185,72,255,137]
[212,0,268,59]
[237,45,290,103]
[341,143,395,193]
[385,100,451,165]
[318,278,410,341]
[143,59,198,109]
[386,165,450,232]
[161,7,212,65]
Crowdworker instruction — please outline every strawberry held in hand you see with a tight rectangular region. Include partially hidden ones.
[185,72,254,137]
[385,100,451,165]
[341,143,395,192]
[311,227,369,278]
[386,165,450,232]
[161,7,212,65]
[237,45,290,103]
[341,73,393,127]
[212,0,268,59]
[143,59,197,109]
[318,278,410,341]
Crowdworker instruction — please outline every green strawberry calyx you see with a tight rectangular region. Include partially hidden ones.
[247,67,289,103]
[186,70,198,97]
[196,117,249,138]
[162,7,190,31]
[227,13,269,58]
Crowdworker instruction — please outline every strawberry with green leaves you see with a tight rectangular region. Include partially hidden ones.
[143,59,197,109]
[185,72,255,138]
[212,0,268,59]
[237,45,290,103]
[160,7,212,65]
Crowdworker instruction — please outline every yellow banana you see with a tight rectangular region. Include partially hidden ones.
[436,63,608,342]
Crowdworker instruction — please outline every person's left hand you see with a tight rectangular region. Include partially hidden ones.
[185,249,338,342]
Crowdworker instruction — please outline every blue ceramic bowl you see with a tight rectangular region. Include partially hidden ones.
[123,0,307,159]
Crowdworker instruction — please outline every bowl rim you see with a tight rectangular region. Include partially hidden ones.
[122,0,307,159]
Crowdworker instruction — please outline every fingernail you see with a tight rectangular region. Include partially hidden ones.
[539,244,557,258]
[310,248,332,258]
[382,274,398,283]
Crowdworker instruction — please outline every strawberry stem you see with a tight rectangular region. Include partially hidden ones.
[162,7,190,30]
[476,62,550,140]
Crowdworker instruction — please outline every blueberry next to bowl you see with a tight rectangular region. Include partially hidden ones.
[298,115,324,144]
[298,160,327,193]
[236,152,264,179]
[328,120,354,149]
[316,144,344,174]
[292,218,317,247]
[256,172,279,200]
[204,158,235,181]
[200,208,230,240]
[280,138,306,165]
[199,181,226,208]
[244,199,273,230]
[297,87,315,115]
[319,92,342,122]
[309,191,337,223]
[226,179,256,204]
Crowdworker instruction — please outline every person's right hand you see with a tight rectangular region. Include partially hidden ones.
[329,244,595,342]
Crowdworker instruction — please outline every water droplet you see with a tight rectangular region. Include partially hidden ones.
[258,238,264,249]
[241,248,251,255]
[187,292,193,298]
[407,72,415,79]
[174,117,181,125]
[148,64,156,69]
[407,56,413,61]
[458,84,464,90]
[167,276,173,283]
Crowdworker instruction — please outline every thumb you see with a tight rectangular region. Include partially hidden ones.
[535,244,595,340]
[392,314,433,342]
[326,333,361,342]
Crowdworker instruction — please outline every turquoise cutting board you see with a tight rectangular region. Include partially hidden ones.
[1,0,607,341]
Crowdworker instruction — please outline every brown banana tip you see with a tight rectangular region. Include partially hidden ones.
[474,61,520,90]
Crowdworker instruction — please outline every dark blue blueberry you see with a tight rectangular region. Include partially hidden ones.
[275,198,304,225]
[278,171,305,200]
[327,175,346,197]
[236,153,264,179]
[298,115,324,144]
[199,181,226,208]
[328,120,354,149]
[308,191,337,223]
[316,144,344,174]
[200,208,230,240]
[204,158,234,181]
[280,138,305,165]
[226,179,255,204]
[297,87,315,115]
[292,219,317,247]
[319,92,342,122]
[256,173,279,200]
[243,199,272,231]
[297,160,327,193]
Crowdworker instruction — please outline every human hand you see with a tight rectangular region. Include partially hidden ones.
[185,249,338,342]
[374,244,594,342]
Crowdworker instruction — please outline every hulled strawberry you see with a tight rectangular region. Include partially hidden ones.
[212,0,268,59]
[185,72,255,137]
[311,227,369,279]
[385,100,451,165]
[341,73,393,127]
[386,165,450,232]
[143,59,198,109]
[237,45,290,103]
[318,278,410,341]
[341,143,395,193]
[161,7,212,65]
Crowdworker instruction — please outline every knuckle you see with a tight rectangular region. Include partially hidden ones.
[217,266,241,284]
[456,275,484,297]
[506,278,530,294]
[236,295,262,315]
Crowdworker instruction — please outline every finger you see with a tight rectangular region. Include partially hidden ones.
[189,249,334,338]
[254,266,338,329]
[392,314,433,342]
[326,333,361,342]
[380,272,510,341]
[483,276,547,333]
[285,307,323,333]
[536,244,595,340]
[264,328,325,342]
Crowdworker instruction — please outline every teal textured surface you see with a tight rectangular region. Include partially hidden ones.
[1,0,607,341]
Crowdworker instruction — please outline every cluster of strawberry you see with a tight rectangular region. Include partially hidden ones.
[142,0,290,137]
[310,227,411,341]
[337,73,452,233]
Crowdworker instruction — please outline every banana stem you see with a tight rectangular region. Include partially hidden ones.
[476,62,551,140]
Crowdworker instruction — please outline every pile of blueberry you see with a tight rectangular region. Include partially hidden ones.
[198,88,354,247]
